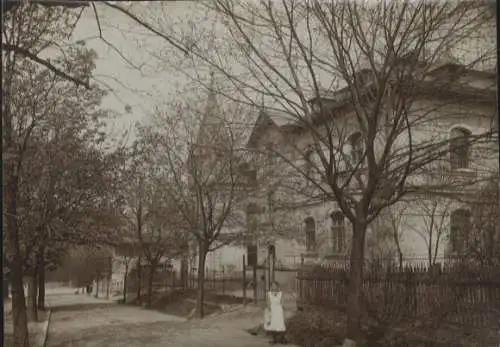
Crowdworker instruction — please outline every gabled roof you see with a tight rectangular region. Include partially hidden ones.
[246,107,295,148]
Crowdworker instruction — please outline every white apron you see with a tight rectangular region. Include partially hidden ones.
[264,291,286,332]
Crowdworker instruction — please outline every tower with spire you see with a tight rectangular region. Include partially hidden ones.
[190,70,231,168]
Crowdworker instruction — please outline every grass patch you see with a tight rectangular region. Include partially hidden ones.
[123,289,250,318]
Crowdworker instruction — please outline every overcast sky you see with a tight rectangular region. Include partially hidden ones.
[70,2,214,144]
[69,1,495,146]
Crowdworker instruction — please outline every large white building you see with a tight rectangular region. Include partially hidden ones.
[243,61,497,268]
[204,59,497,272]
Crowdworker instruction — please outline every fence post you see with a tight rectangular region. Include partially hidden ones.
[253,264,258,304]
[106,276,110,299]
[172,270,176,292]
[242,255,247,305]
[222,266,225,295]
[298,256,304,311]
[212,269,216,291]
[190,268,194,289]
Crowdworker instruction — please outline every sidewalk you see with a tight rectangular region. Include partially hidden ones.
[3,301,51,347]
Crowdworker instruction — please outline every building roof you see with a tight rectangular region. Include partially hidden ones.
[246,106,299,148]
[244,62,495,149]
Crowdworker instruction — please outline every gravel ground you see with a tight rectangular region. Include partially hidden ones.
[44,290,298,347]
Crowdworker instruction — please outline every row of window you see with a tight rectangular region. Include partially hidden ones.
[303,207,475,254]
[304,212,345,253]
[302,126,472,172]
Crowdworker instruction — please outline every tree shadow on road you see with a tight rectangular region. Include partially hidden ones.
[50,302,116,313]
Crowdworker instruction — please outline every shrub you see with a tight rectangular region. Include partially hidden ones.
[286,309,344,347]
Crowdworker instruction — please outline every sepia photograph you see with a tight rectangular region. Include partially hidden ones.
[2,0,498,346]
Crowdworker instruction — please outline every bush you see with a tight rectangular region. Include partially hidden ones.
[286,309,345,347]
[285,307,499,347]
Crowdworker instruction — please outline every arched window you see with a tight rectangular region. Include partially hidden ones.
[331,211,345,253]
[450,208,471,254]
[304,217,316,252]
[349,132,364,165]
[450,127,471,169]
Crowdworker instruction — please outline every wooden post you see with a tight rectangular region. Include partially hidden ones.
[106,276,110,299]
[299,256,304,311]
[242,255,247,305]
[222,266,225,295]
[172,270,176,291]
[95,279,99,298]
[253,265,258,304]
[267,252,271,291]
[212,268,216,291]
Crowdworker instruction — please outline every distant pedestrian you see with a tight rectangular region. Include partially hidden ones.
[264,281,286,344]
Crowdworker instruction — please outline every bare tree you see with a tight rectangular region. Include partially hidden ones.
[136,189,184,308]
[147,1,495,344]
[134,95,250,318]
[120,162,149,304]
[408,196,452,267]
[121,126,188,307]
[380,205,407,269]
[469,176,500,265]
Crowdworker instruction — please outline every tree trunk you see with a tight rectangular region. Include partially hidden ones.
[95,278,99,298]
[5,172,30,347]
[105,276,110,299]
[3,274,10,300]
[37,252,45,310]
[123,259,129,303]
[27,263,38,321]
[147,262,157,308]
[136,257,142,304]
[11,267,29,347]
[344,219,368,347]
[181,253,188,289]
[392,230,404,270]
[196,242,208,318]
[428,246,433,268]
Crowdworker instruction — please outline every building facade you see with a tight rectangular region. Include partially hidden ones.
[242,61,497,268]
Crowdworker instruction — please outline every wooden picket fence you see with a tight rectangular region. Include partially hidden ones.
[188,267,249,296]
[297,261,500,328]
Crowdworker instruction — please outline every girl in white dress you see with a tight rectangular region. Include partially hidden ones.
[264,281,287,344]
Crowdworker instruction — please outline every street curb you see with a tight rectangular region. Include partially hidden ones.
[40,309,52,347]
